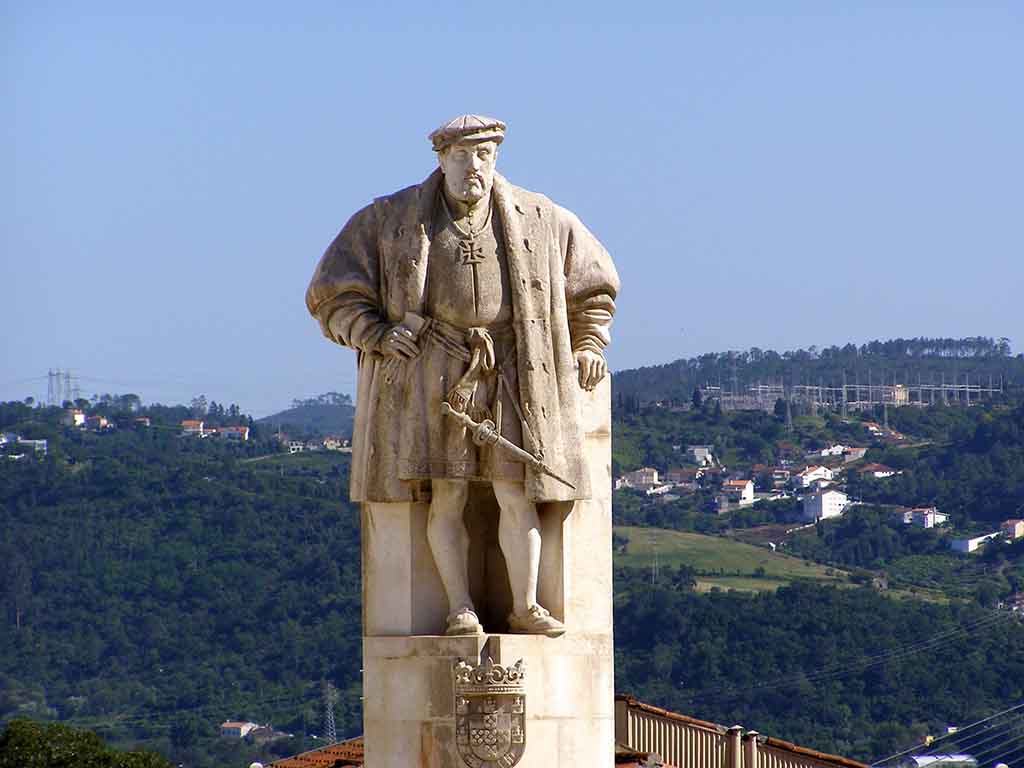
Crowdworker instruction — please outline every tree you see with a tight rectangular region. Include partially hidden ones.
[190,395,208,417]
[0,719,172,768]
[691,387,703,410]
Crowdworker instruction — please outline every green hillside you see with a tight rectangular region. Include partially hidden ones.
[258,392,355,438]
[4,394,1024,766]
[615,526,846,592]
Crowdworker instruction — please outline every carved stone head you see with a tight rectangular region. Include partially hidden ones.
[429,114,506,207]
[438,140,499,206]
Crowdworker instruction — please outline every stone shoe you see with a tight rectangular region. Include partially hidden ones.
[445,606,484,636]
[507,605,565,637]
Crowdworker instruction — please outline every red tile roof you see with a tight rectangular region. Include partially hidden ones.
[268,737,364,767]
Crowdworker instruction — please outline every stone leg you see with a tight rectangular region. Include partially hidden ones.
[426,479,473,619]
[361,377,614,767]
[493,479,542,617]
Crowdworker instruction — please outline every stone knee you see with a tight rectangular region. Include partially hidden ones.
[492,480,539,529]
[428,479,469,525]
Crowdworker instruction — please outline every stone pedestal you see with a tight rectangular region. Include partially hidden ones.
[361,378,614,767]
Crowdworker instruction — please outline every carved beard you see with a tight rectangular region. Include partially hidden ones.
[448,175,488,205]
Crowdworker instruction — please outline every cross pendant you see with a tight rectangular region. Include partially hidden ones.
[459,238,485,265]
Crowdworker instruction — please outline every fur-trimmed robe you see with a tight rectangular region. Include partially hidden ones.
[306,169,619,503]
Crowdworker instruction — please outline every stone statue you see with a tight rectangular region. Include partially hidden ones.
[306,114,619,638]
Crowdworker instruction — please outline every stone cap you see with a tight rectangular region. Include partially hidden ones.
[429,114,506,151]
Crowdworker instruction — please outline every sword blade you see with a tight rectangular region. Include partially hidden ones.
[441,403,576,490]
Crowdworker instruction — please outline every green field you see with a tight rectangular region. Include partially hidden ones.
[614,525,848,592]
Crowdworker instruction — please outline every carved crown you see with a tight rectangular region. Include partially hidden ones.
[453,657,526,696]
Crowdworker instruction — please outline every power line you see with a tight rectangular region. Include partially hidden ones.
[682,611,1015,708]
[871,702,1024,765]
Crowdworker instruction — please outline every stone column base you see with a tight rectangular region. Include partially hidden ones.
[362,632,614,768]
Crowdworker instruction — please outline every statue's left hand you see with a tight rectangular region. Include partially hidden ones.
[575,350,607,391]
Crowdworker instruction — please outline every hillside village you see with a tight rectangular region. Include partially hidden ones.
[613,405,1024,558]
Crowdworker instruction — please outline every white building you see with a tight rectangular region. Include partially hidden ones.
[843,446,868,463]
[805,444,846,459]
[802,489,849,522]
[794,465,835,489]
[63,408,86,427]
[618,467,659,490]
[1001,519,1024,540]
[288,440,305,454]
[687,445,715,467]
[902,507,949,528]
[220,425,250,441]
[858,463,898,479]
[722,479,755,506]
[16,438,48,456]
[645,484,674,497]
[181,419,205,437]
[950,532,1001,554]
[220,721,259,738]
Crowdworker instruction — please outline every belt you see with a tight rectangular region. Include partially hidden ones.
[381,313,534,450]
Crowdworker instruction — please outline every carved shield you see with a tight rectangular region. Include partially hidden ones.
[453,658,526,768]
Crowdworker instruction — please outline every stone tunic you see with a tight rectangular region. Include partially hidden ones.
[396,193,525,483]
[306,170,619,503]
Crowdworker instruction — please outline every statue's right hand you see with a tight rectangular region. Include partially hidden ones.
[378,324,420,359]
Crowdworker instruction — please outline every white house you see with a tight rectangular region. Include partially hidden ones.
[722,479,755,506]
[805,445,847,460]
[645,484,675,497]
[181,419,205,437]
[843,446,868,463]
[63,408,86,428]
[16,438,48,456]
[858,463,898,479]
[220,425,250,441]
[803,489,849,522]
[902,507,949,529]
[220,721,259,738]
[687,445,715,467]
[618,467,660,490]
[288,440,305,454]
[1001,519,1024,540]
[950,532,1001,554]
[794,465,835,489]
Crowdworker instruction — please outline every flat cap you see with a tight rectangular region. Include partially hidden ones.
[429,114,506,152]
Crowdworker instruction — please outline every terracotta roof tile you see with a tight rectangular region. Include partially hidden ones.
[269,737,364,767]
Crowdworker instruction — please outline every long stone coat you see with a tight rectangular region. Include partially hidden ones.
[306,169,619,503]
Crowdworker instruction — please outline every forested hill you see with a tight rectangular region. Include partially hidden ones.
[4,389,1024,766]
[613,336,1024,403]
[257,392,355,438]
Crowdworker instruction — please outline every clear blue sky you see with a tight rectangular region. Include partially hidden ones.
[3,2,1021,416]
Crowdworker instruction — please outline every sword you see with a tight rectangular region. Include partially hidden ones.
[440,402,577,491]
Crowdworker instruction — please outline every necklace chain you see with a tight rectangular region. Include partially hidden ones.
[442,194,492,240]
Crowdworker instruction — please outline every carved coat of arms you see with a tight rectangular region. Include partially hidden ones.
[453,657,526,768]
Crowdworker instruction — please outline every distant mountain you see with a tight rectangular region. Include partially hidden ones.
[612,336,1024,404]
[258,391,355,437]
